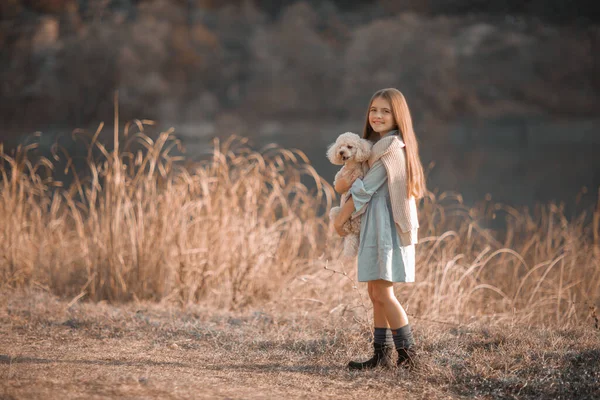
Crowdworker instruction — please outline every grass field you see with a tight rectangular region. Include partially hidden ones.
[1,290,599,399]
[1,121,599,398]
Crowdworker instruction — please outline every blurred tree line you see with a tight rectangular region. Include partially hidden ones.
[0,0,599,135]
[9,1,596,22]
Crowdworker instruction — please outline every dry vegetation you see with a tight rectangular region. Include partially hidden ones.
[0,119,599,398]
[1,119,599,324]
[1,290,599,399]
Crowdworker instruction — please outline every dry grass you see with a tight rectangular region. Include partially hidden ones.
[0,119,334,308]
[0,289,599,399]
[1,119,599,328]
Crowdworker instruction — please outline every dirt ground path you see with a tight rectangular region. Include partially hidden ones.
[1,291,599,399]
[0,291,440,399]
[1,333,419,399]
[0,336,375,399]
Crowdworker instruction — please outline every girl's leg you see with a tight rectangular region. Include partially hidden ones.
[368,281,394,358]
[347,282,394,370]
[370,280,408,328]
[370,280,416,368]
[368,281,390,328]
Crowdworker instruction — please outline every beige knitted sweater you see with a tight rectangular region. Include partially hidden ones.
[352,134,419,246]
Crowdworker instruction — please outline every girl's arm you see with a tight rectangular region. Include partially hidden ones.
[334,176,352,194]
[350,161,387,216]
[334,197,355,236]
[334,161,386,236]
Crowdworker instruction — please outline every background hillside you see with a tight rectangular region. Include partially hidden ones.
[1,0,599,207]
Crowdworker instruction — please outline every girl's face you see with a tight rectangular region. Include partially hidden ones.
[369,96,396,136]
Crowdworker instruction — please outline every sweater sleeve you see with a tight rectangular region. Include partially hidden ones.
[389,143,419,235]
[349,160,387,215]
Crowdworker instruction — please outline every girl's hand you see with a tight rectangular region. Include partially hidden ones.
[333,197,355,237]
[334,219,347,237]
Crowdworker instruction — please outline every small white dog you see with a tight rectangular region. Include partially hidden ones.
[327,132,372,258]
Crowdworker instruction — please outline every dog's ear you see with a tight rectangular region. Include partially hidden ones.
[354,139,372,162]
[326,142,344,165]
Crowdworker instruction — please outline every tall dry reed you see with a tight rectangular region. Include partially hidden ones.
[0,121,336,307]
[0,121,598,326]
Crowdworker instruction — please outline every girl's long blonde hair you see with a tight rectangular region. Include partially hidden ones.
[362,88,426,199]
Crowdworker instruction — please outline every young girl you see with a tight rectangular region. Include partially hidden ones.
[333,88,426,370]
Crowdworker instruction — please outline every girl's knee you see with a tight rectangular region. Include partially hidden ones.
[368,289,383,305]
[367,283,379,303]
[370,282,397,304]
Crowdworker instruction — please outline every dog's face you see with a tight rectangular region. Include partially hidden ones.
[337,143,357,163]
[327,132,371,165]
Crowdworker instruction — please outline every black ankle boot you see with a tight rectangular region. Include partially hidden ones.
[348,343,394,370]
[396,347,417,369]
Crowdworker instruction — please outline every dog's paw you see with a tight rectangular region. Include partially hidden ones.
[329,206,341,219]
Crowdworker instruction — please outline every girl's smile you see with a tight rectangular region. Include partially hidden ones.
[369,97,396,135]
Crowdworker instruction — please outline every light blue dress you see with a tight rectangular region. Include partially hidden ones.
[350,139,416,283]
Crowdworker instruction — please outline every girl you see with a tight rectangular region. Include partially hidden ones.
[333,88,426,370]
